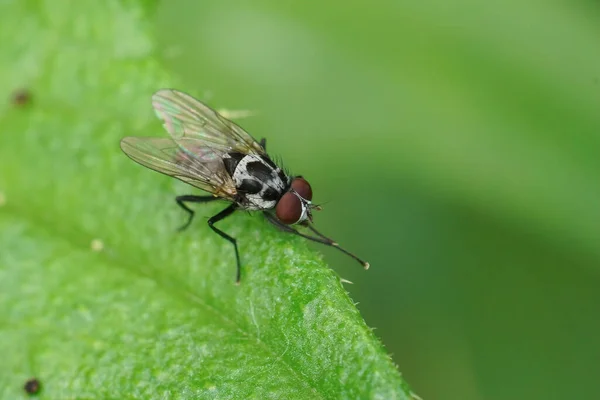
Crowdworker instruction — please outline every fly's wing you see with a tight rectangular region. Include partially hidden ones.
[152,89,266,155]
[120,137,237,199]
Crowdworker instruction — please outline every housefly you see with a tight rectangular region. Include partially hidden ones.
[120,89,369,283]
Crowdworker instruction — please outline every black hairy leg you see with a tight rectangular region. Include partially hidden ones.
[208,204,242,283]
[175,195,218,231]
[263,212,369,269]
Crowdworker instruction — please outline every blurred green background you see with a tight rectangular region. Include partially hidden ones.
[155,1,600,399]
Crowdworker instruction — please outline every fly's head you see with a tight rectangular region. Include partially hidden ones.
[275,177,321,225]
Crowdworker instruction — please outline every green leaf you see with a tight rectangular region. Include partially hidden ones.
[0,1,412,399]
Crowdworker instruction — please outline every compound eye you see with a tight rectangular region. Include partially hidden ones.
[291,177,313,201]
[276,192,302,225]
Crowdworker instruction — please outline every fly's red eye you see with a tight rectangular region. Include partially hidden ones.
[291,177,312,201]
[276,192,302,225]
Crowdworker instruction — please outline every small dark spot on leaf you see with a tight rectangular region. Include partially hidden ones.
[12,88,32,106]
[24,377,41,394]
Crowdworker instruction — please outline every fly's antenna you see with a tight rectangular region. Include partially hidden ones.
[311,199,332,211]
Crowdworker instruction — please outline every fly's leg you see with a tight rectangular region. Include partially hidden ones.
[264,212,333,245]
[175,195,218,231]
[263,212,369,270]
[259,138,267,151]
[208,204,242,283]
[304,223,335,244]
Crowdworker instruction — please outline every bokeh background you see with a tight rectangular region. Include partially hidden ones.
[155,1,600,399]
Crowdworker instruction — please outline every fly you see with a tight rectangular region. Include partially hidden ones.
[120,89,369,283]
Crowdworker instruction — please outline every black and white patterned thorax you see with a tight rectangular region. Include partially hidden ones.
[223,152,289,210]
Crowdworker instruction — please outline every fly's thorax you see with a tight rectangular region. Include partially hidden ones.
[227,153,287,210]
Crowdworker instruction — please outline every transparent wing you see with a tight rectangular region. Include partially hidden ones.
[152,89,265,155]
[120,137,237,199]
